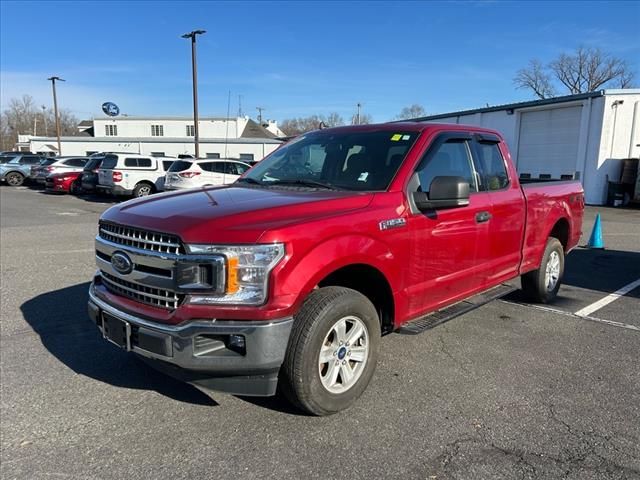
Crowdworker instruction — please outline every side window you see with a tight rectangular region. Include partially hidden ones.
[22,155,42,164]
[137,158,152,168]
[235,163,250,175]
[199,162,215,172]
[416,139,478,194]
[65,158,86,167]
[475,142,509,191]
[212,162,226,173]
[124,158,152,167]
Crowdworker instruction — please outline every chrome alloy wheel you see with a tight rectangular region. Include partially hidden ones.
[136,185,152,196]
[545,250,561,291]
[318,315,369,394]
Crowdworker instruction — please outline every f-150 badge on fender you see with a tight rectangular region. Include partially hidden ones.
[379,218,407,231]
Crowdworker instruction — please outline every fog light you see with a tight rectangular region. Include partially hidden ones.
[228,334,246,355]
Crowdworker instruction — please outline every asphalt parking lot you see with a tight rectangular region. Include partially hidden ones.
[1,185,639,480]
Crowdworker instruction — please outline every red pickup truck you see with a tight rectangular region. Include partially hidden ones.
[88,123,584,415]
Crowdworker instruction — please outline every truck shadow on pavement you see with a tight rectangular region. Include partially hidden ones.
[505,247,640,306]
[20,282,217,406]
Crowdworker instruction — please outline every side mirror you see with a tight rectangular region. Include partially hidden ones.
[413,176,470,210]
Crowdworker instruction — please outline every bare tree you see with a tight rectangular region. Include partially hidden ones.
[514,60,556,99]
[395,104,427,120]
[0,94,80,151]
[515,47,635,99]
[280,112,345,135]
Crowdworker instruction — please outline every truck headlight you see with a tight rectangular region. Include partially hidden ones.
[185,243,285,305]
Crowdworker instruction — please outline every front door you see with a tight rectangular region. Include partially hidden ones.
[405,134,493,319]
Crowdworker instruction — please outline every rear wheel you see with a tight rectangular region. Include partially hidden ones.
[280,286,380,416]
[133,182,154,197]
[6,172,24,186]
[70,180,82,195]
[521,237,564,303]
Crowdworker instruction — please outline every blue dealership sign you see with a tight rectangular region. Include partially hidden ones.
[102,102,120,117]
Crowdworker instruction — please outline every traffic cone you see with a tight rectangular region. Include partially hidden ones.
[586,213,604,249]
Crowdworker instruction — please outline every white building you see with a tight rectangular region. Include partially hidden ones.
[413,89,640,205]
[20,116,284,163]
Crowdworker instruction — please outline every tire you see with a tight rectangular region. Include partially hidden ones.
[5,172,24,187]
[521,237,564,303]
[133,182,154,198]
[280,286,381,416]
[70,180,81,195]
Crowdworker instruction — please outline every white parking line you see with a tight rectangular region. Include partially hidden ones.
[498,299,640,333]
[574,278,640,318]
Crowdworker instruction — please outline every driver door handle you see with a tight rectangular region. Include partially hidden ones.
[476,211,492,223]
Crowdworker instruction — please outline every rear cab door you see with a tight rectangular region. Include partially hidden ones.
[470,134,526,284]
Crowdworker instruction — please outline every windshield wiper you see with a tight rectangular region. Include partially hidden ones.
[267,179,338,190]
[236,177,263,185]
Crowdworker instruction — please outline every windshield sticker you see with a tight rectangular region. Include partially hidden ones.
[358,172,369,182]
[390,134,402,141]
[402,135,410,140]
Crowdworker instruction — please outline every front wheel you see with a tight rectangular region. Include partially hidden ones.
[5,172,24,186]
[521,237,565,303]
[280,286,380,416]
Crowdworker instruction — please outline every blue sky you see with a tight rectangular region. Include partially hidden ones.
[1,0,639,123]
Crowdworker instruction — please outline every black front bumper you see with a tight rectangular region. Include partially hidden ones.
[88,286,293,396]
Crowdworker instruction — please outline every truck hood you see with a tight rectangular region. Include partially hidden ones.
[101,185,374,244]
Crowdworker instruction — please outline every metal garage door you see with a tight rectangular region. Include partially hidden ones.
[516,106,582,179]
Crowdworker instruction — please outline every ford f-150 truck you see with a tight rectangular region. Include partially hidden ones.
[88,123,584,415]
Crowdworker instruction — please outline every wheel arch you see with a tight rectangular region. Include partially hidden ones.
[317,263,395,335]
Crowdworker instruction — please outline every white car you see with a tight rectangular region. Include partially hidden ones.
[164,159,251,191]
[97,153,176,197]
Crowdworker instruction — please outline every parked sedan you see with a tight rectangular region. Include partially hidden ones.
[0,154,44,186]
[44,171,84,194]
[34,156,89,184]
[164,159,251,191]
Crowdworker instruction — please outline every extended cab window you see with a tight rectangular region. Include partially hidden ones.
[415,139,478,194]
[475,142,509,190]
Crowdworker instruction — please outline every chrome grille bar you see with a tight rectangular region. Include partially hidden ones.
[100,271,184,310]
[99,222,183,254]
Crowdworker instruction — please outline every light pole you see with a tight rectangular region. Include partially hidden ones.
[356,102,362,125]
[181,29,206,159]
[47,76,65,156]
[41,105,47,137]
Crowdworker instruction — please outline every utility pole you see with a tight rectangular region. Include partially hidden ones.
[181,29,206,158]
[47,76,65,156]
[356,102,362,125]
[238,95,243,117]
[41,105,47,137]
[256,106,265,124]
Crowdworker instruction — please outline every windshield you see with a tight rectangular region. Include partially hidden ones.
[241,130,419,191]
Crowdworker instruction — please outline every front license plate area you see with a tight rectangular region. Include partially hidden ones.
[102,313,131,351]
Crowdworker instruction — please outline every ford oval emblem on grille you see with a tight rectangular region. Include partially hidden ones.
[111,251,133,275]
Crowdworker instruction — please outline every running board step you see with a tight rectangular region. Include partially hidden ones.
[397,283,516,335]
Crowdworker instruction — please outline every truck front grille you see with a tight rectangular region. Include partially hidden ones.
[99,222,183,254]
[100,271,184,310]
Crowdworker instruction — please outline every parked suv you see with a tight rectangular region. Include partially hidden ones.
[97,154,175,197]
[0,154,43,186]
[34,156,89,184]
[164,159,251,191]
